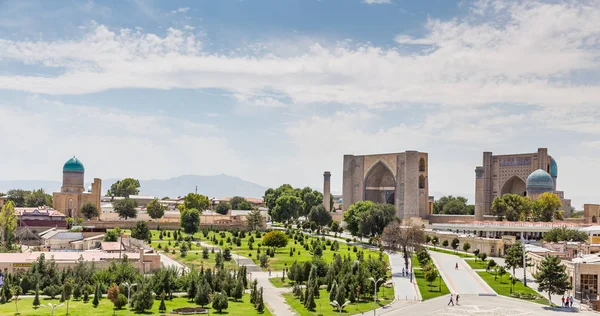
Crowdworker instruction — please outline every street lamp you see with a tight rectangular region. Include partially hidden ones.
[330,300,350,316]
[122,282,137,315]
[42,303,63,316]
[369,277,383,316]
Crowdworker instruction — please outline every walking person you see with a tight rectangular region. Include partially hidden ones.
[455,262,458,270]
[570,295,574,307]
[402,266,405,277]
[561,295,565,307]
[456,293,460,305]
[448,294,454,306]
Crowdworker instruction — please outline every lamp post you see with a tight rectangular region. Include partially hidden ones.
[42,303,64,316]
[369,277,383,316]
[122,282,137,315]
[330,300,350,316]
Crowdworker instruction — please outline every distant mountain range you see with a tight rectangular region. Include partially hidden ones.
[0,174,268,199]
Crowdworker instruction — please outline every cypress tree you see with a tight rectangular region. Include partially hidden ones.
[188,277,197,301]
[159,293,167,313]
[255,287,265,313]
[329,281,337,302]
[304,288,316,311]
[92,284,100,307]
[32,285,40,309]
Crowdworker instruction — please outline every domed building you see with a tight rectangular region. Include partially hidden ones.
[52,156,102,218]
[474,148,572,220]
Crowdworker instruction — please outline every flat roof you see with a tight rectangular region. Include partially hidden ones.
[0,251,141,263]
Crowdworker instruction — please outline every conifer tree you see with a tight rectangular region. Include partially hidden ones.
[159,293,167,313]
[256,287,265,313]
[534,255,572,303]
[188,277,197,301]
[329,281,337,302]
[92,284,100,307]
[304,287,316,311]
[32,285,40,309]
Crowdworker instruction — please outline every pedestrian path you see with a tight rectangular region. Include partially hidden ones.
[429,251,495,295]
[252,271,297,316]
[389,252,420,301]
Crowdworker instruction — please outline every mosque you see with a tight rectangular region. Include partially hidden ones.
[52,157,102,218]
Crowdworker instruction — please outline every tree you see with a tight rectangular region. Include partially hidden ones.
[115,293,128,310]
[5,189,29,207]
[223,248,232,261]
[543,227,588,243]
[159,293,167,313]
[263,184,296,213]
[272,195,303,222]
[25,189,53,207]
[532,192,563,222]
[504,242,524,293]
[63,278,74,315]
[132,281,154,312]
[180,208,201,235]
[11,285,22,315]
[330,221,340,236]
[255,287,265,313]
[492,194,532,222]
[230,196,253,210]
[451,238,459,252]
[431,236,439,248]
[308,204,332,229]
[43,285,61,299]
[231,278,244,302]
[473,249,480,260]
[107,178,140,197]
[180,243,188,258]
[32,285,40,309]
[215,201,230,215]
[146,199,165,221]
[480,252,487,262]
[462,242,471,253]
[497,266,506,282]
[298,187,323,217]
[246,209,265,230]
[262,231,289,248]
[423,263,438,289]
[212,292,229,313]
[329,281,337,302]
[92,284,100,307]
[131,221,152,241]
[113,198,138,220]
[104,229,118,242]
[194,281,211,307]
[345,201,395,237]
[182,193,210,211]
[0,200,17,250]
[107,283,120,304]
[79,202,99,220]
[304,288,316,311]
[534,255,572,303]
[259,254,269,268]
[382,221,425,271]
[433,196,473,215]
[442,240,449,248]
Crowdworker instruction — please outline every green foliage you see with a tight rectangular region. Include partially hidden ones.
[44,285,62,299]
[114,293,128,310]
[159,293,167,313]
[180,208,201,235]
[442,240,449,248]
[308,204,332,228]
[462,242,471,253]
[262,231,289,248]
[543,227,588,242]
[194,281,211,307]
[0,200,17,250]
[132,280,154,312]
[230,196,253,210]
[32,285,40,309]
[81,202,99,220]
[131,221,152,241]
[104,229,119,242]
[433,196,474,215]
[246,209,265,230]
[451,238,459,250]
[212,292,229,313]
[107,178,141,197]
[113,198,138,220]
[272,195,303,222]
[492,194,532,221]
[215,201,230,215]
[344,201,396,237]
[147,198,166,220]
[92,284,100,307]
[534,255,572,302]
[255,287,265,313]
[231,278,244,302]
[182,193,210,211]
[259,254,270,268]
[223,248,232,261]
[532,193,563,222]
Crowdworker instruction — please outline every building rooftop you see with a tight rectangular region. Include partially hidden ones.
[0,251,140,263]
[101,242,124,251]
[526,169,554,191]
[63,156,85,173]
[129,195,156,200]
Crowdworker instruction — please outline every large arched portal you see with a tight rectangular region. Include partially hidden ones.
[501,176,526,196]
[364,161,396,205]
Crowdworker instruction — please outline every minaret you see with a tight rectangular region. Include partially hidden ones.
[474,166,485,221]
[323,171,331,211]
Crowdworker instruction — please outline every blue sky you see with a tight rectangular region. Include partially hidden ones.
[1,0,599,208]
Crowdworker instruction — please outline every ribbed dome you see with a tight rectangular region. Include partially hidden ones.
[550,158,558,177]
[526,169,553,191]
[63,156,85,173]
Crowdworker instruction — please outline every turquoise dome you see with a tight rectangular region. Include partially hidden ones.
[526,169,553,191]
[550,158,558,177]
[63,156,85,173]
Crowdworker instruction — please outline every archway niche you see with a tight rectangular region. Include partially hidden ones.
[364,161,396,205]
[419,158,426,172]
[419,175,426,189]
[500,176,526,196]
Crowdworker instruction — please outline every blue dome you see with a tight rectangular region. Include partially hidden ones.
[63,156,85,173]
[526,169,553,191]
[550,158,558,177]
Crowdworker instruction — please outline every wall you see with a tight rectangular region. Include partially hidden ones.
[427,231,512,257]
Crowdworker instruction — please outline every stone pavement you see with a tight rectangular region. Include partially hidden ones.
[389,251,420,301]
[383,294,595,316]
[429,250,495,295]
[252,271,297,316]
[159,252,189,273]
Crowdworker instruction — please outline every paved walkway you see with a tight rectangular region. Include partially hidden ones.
[159,253,189,273]
[384,294,595,315]
[429,251,495,295]
[389,251,420,301]
[252,271,297,316]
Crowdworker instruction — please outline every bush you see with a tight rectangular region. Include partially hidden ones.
[43,285,62,299]
[262,231,289,248]
[114,293,128,309]
[259,254,270,268]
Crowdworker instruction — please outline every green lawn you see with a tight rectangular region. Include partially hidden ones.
[268,277,294,288]
[477,271,549,305]
[0,294,271,316]
[283,288,394,316]
[427,247,475,258]
[464,259,488,270]
[412,255,450,300]
[413,269,450,300]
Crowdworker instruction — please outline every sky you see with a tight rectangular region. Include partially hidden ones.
[0,0,599,208]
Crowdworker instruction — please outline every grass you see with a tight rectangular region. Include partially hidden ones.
[283,287,394,316]
[427,247,475,258]
[268,277,294,288]
[477,271,549,305]
[464,259,488,270]
[0,294,271,316]
[412,255,450,300]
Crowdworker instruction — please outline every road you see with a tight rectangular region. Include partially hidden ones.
[429,250,495,295]
[159,253,189,273]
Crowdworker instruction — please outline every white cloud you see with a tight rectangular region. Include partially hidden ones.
[170,7,190,14]
[0,1,599,110]
[363,0,392,4]
[394,35,436,45]
[0,97,244,181]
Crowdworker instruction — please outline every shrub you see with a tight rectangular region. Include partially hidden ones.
[259,254,270,268]
[114,293,128,309]
[43,285,62,299]
[262,231,289,248]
